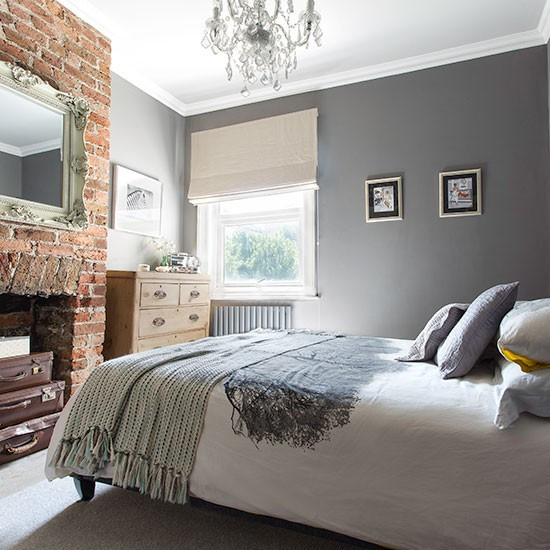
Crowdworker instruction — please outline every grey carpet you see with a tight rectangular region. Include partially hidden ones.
[0,477,382,550]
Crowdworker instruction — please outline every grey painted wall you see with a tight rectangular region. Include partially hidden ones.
[184,47,550,338]
[0,150,62,206]
[108,74,186,270]
[0,151,22,198]
[21,149,63,207]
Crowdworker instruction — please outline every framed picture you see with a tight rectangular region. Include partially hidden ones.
[439,168,481,217]
[365,176,403,223]
[112,164,162,237]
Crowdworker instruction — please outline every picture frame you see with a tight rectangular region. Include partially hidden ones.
[439,168,482,218]
[111,164,162,237]
[365,176,403,223]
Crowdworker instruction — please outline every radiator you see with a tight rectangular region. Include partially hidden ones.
[212,305,293,336]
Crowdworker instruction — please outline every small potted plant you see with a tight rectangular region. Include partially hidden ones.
[150,236,176,271]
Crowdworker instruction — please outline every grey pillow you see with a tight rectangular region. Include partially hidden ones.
[397,303,468,362]
[435,282,519,379]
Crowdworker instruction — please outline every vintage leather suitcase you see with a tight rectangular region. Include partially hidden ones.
[0,352,53,394]
[0,412,60,465]
[0,381,64,429]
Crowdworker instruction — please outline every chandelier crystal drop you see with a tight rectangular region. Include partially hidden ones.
[202,0,322,97]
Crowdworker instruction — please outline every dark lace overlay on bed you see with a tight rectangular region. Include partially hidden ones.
[224,336,405,449]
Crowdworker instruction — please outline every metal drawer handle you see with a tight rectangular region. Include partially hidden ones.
[189,314,200,322]
[3,435,38,455]
[0,371,27,383]
[154,290,167,299]
[0,399,31,411]
[190,290,200,299]
[152,317,166,327]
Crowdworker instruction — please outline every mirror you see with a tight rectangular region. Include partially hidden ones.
[0,62,90,229]
[0,86,65,208]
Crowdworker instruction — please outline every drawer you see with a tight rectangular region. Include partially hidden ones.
[179,284,210,305]
[138,330,206,352]
[138,306,209,338]
[140,283,179,308]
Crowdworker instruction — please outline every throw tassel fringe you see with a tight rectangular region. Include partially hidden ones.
[112,452,188,505]
[51,436,189,506]
[49,427,114,473]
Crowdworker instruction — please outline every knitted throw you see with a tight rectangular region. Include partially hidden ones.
[50,330,336,504]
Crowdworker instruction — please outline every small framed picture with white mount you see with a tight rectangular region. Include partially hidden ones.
[439,168,482,218]
[365,176,403,223]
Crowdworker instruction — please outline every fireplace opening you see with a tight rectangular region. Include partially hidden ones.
[0,293,76,394]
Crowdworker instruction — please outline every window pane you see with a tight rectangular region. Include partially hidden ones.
[219,192,302,215]
[224,222,300,283]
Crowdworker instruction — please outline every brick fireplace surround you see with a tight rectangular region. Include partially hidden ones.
[0,0,111,397]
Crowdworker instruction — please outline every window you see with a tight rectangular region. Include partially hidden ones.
[198,190,317,299]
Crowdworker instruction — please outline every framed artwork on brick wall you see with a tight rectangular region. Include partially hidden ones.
[111,164,162,237]
[439,168,482,218]
[365,176,403,223]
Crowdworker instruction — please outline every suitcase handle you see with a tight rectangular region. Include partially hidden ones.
[0,371,28,383]
[2,435,39,455]
[0,399,31,411]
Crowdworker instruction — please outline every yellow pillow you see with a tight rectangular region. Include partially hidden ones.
[499,348,550,372]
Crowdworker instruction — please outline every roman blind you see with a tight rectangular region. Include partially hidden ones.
[188,108,318,204]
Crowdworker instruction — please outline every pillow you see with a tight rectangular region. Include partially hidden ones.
[494,358,550,429]
[397,303,468,362]
[435,282,519,379]
[497,299,550,372]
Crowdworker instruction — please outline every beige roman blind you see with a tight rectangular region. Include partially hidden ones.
[188,108,318,204]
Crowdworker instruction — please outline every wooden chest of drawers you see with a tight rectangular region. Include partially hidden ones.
[104,271,211,360]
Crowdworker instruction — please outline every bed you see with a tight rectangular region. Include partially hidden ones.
[46,326,550,550]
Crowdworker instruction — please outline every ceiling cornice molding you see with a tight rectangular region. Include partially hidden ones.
[20,139,62,157]
[57,1,549,117]
[110,56,188,117]
[0,139,62,157]
[538,0,550,42]
[184,29,545,116]
[0,141,22,157]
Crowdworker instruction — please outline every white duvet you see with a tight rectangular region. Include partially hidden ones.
[46,338,550,550]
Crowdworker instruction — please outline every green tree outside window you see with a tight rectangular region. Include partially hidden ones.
[225,225,299,282]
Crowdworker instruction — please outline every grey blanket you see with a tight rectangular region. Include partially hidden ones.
[225,335,405,449]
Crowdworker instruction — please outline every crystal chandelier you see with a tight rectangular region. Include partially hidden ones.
[202,0,322,97]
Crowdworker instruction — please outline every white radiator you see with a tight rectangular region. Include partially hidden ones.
[212,305,293,336]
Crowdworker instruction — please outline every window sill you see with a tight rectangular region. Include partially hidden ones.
[211,295,320,302]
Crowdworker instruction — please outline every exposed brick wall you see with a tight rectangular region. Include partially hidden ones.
[0,0,111,396]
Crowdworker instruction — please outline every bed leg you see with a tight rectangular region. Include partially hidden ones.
[73,477,96,501]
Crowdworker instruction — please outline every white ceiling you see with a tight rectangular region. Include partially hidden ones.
[58,0,550,116]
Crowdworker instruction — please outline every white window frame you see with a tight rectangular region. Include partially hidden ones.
[197,190,317,300]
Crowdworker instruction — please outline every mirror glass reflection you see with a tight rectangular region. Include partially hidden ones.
[0,85,64,208]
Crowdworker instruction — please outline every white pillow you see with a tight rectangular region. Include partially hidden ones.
[497,299,550,372]
[494,359,550,429]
